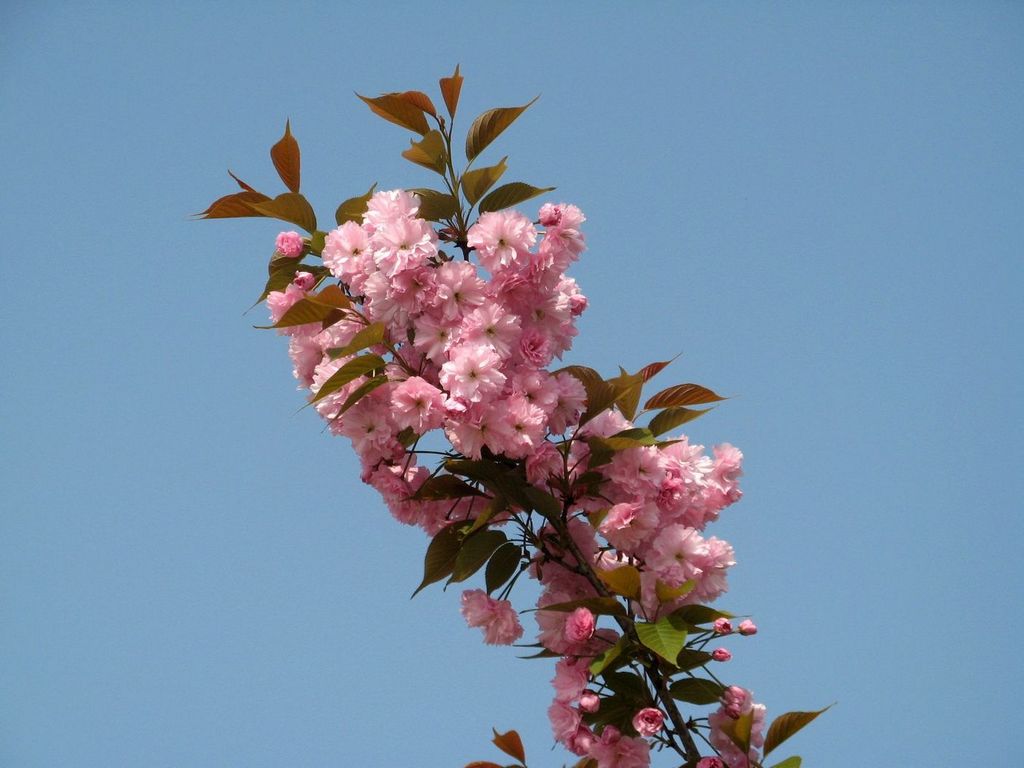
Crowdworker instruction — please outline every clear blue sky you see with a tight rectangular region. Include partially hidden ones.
[2,2,1021,766]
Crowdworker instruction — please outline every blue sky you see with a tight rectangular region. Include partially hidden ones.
[1,2,1021,766]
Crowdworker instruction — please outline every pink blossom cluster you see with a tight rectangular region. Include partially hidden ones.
[264,192,751,767]
[708,686,767,766]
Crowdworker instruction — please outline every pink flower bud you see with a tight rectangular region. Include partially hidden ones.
[564,607,596,644]
[722,685,746,719]
[697,758,726,768]
[631,707,665,737]
[292,271,316,291]
[275,230,304,258]
[738,619,758,636]
[711,648,732,662]
[713,617,733,634]
[579,690,600,713]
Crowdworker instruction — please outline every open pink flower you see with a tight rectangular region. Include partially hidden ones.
[460,589,523,645]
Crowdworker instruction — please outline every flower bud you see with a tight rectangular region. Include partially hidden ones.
[713,617,733,634]
[631,707,665,737]
[738,619,758,636]
[579,690,600,713]
[697,758,726,768]
[564,607,596,644]
[712,648,732,662]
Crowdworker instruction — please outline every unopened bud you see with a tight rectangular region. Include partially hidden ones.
[579,691,600,713]
[713,617,733,634]
[738,619,758,636]
[711,648,732,662]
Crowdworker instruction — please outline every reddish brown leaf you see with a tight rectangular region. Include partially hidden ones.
[247,192,317,233]
[644,383,727,410]
[638,359,673,382]
[270,120,301,193]
[440,64,464,118]
[308,284,350,309]
[195,190,270,219]
[465,96,538,161]
[357,92,430,135]
[227,169,258,192]
[491,729,525,763]
[399,90,437,117]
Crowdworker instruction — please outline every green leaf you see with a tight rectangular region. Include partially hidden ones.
[412,474,486,501]
[769,758,803,768]
[309,354,386,404]
[270,119,301,193]
[731,708,754,753]
[537,596,626,617]
[675,649,714,671]
[648,406,712,437]
[401,129,447,174]
[409,188,460,221]
[763,706,831,756]
[257,262,327,303]
[522,485,562,519]
[439,64,463,119]
[601,671,648,698]
[485,542,522,594]
[465,97,538,161]
[635,613,689,665]
[479,182,555,214]
[462,157,507,206]
[589,636,627,676]
[668,677,725,705]
[338,375,388,415]
[327,322,387,359]
[268,286,349,328]
[335,184,376,225]
[413,521,468,596]
[309,230,326,255]
[671,605,734,627]
[557,365,617,425]
[357,92,430,134]
[608,369,644,421]
[597,565,641,600]
[468,495,508,534]
[644,383,727,410]
[248,192,317,233]
[654,579,695,603]
[449,529,507,583]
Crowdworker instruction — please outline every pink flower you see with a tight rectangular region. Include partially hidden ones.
[390,376,445,434]
[579,691,600,713]
[433,260,486,321]
[739,619,758,636]
[467,210,536,273]
[587,725,650,768]
[460,303,521,359]
[631,708,664,737]
[322,221,370,285]
[551,657,589,703]
[440,344,506,404]
[460,589,523,645]
[292,271,316,291]
[713,617,733,634]
[564,607,596,644]
[275,230,304,258]
[696,759,726,768]
[712,648,732,662]
[709,687,766,767]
